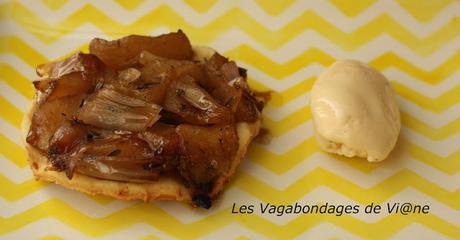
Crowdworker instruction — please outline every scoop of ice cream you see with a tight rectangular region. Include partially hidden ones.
[311,59,400,162]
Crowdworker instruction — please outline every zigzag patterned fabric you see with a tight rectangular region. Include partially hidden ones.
[1,0,459,239]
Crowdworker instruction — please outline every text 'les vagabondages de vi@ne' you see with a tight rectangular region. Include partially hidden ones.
[231,202,430,217]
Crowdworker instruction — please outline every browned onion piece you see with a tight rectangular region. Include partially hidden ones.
[201,61,243,112]
[36,53,102,80]
[75,157,161,182]
[89,31,193,69]
[201,53,261,122]
[77,88,162,131]
[33,72,93,102]
[27,94,85,151]
[118,67,141,85]
[37,54,83,79]
[178,76,221,111]
[70,135,162,181]
[49,122,87,156]
[163,76,232,125]
[176,124,238,187]
[33,54,103,103]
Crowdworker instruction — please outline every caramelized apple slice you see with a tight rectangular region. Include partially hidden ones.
[176,124,238,187]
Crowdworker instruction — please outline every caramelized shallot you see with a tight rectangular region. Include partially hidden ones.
[77,88,162,131]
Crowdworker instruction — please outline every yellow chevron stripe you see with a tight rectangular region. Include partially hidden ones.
[0,135,28,168]
[401,112,460,140]
[105,0,457,22]
[262,105,312,136]
[0,166,116,205]
[0,65,35,99]
[232,46,460,85]
[396,0,455,22]
[330,0,377,17]
[139,236,161,240]
[2,2,460,55]
[231,46,334,78]
[182,0,219,13]
[40,0,68,10]
[40,236,64,240]
[234,169,460,209]
[176,0,457,22]
[0,97,23,128]
[244,209,460,239]
[113,0,145,10]
[235,237,251,240]
[1,199,458,239]
[370,51,460,86]
[408,143,460,174]
[253,0,297,16]
[0,36,48,67]
[393,82,460,113]
[0,174,45,201]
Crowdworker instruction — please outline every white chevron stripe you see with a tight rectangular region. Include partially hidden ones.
[0,184,134,218]
[390,223,454,240]
[200,223,269,240]
[398,97,460,128]
[0,54,36,80]
[384,68,460,99]
[244,152,460,191]
[0,218,174,240]
[0,118,23,147]
[260,121,313,154]
[245,62,460,97]
[0,81,30,111]
[156,187,460,226]
[3,22,460,70]
[0,20,110,60]
[263,93,310,121]
[403,128,460,155]
[212,29,460,68]
[259,119,460,156]
[294,222,362,240]
[243,62,325,91]
[15,0,460,38]
[0,155,31,184]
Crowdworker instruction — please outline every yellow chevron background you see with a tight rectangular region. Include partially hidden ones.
[1,0,460,239]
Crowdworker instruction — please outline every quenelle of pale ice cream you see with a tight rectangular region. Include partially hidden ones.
[311,60,401,162]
